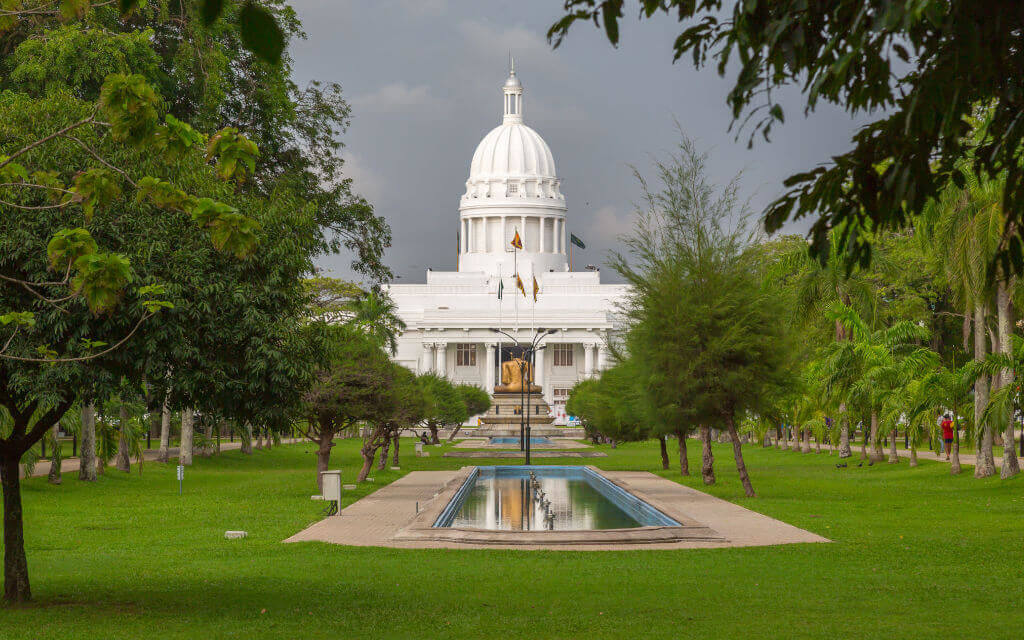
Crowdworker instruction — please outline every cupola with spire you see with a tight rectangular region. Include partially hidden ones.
[458,61,568,278]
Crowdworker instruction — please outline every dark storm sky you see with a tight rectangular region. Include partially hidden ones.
[289,1,869,284]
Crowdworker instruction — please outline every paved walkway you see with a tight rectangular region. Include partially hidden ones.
[285,469,828,551]
[21,438,303,479]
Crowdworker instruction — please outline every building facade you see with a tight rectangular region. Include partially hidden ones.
[385,63,628,423]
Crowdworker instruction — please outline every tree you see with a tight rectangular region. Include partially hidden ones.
[613,135,795,497]
[419,374,467,445]
[297,324,394,489]
[345,289,406,356]
[366,367,429,477]
[550,2,1024,274]
[447,384,491,442]
[0,5,377,602]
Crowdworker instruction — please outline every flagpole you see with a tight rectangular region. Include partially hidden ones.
[493,264,497,385]
[514,229,519,335]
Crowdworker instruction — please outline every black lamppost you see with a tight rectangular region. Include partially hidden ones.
[490,327,558,465]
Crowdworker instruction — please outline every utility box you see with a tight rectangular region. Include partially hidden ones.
[415,442,424,456]
[320,470,342,505]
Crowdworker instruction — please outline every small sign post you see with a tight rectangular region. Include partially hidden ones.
[176,465,184,495]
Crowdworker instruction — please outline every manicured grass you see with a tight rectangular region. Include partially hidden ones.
[1,438,1021,639]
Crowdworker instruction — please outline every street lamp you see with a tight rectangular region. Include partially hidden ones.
[490,327,558,464]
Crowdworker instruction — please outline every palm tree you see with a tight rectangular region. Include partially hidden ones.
[909,361,975,474]
[920,164,1011,478]
[974,334,1024,478]
[825,303,932,463]
[346,289,406,356]
[774,230,882,458]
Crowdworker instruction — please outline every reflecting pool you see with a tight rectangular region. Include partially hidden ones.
[434,466,680,531]
[487,436,553,445]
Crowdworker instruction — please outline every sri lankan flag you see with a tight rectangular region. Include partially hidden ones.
[532,276,539,302]
[515,274,526,297]
[510,230,523,250]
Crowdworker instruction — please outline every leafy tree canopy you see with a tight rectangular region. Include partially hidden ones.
[550,1,1024,273]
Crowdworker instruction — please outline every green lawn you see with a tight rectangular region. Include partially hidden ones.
[2,438,1021,639]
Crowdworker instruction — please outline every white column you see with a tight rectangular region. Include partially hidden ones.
[435,343,447,376]
[482,217,489,253]
[520,215,527,250]
[421,343,434,373]
[485,342,496,392]
[583,343,594,378]
[540,217,547,253]
[596,342,606,372]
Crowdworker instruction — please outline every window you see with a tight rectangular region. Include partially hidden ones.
[552,388,570,405]
[456,343,476,367]
[507,183,518,194]
[552,344,573,367]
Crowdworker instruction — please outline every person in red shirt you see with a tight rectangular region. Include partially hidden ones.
[940,414,955,460]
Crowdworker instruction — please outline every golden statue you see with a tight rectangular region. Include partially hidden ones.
[494,357,540,393]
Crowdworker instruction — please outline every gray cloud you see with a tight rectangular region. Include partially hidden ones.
[290,1,869,284]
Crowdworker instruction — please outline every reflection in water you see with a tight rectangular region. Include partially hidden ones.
[449,469,643,531]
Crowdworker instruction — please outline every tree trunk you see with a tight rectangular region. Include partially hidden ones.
[950,420,962,475]
[180,408,194,466]
[78,403,97,482]
[699,425,715,485]
[909,444,918,467]
[838,403,852,458]
[781,424,789,451]
[156,398,171,463]
[315,429,335,491]
[255,427,264,450]
[391,433,400,466]
[815,438,822,454]
[264,427,273,450]
[357,439,378,483]
[973,303,996,478]
[725,415,755,497]
[774,426,780,449]
[676,430,689,476]
[200,422,214,458]
[869,411,883,464]
[997,280,1020,479]
[46,425,62,485]
[240,422,253,455]
[888,428,899,463]
[659,435,669,470]
[428,423,440,445]
[377,434,391,470]
[801,426,811,453]
[116,406,131,473]
[1,453,31,603]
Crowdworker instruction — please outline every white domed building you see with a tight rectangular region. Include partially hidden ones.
[385,64,628,423]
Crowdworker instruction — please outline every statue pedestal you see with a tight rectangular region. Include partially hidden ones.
[477,392,558,437]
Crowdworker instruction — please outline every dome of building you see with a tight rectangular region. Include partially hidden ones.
[457,61,568,278]
[468,123,557,181]
[461,60,563,202]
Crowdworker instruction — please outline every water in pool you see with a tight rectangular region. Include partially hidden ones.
[487,436,553,445]
[441,466,679,531]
